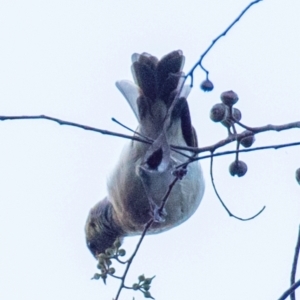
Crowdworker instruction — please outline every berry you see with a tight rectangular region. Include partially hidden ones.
[210,103,227,122]
[232,107,242,121]
[220,90,239,106]
[240,133,255,148]
[105,248,114,256]
[113,238,121,249]
[200,79,214,92]
[221,107,242,129]
[118,249,126,256]
[229,160,248,177]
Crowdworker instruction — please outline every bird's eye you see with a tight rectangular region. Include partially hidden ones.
[87,241,98,255]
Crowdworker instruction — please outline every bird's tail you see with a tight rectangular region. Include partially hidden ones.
[116,50,197,148]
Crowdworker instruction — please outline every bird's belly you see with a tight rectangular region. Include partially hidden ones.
[111,162,204,234]
[147,161,204,234]
[107,140,205,235]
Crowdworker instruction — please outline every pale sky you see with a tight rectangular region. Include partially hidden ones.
[1,1,300,299]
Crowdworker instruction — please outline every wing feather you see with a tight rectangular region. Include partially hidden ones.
[115,80,141,121]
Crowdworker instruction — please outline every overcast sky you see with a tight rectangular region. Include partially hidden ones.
[1,0,300,299]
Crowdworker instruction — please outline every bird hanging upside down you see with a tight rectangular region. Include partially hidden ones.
[85,50,205,258]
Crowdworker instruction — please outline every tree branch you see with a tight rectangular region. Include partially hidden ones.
[194,140,300,163]
[114,176,180,300]
[114,219,154,300]
[0,114,150,145]
[185,0,263,86]
[278,279,300,300]
[290,225,300,300]
[173,121,300,154]
[2,115,300,160]
[209,153,265,221]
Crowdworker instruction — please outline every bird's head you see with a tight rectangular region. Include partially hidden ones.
[85,197,123,258]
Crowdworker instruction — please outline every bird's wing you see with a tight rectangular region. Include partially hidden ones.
[178,79,191,99]
[115,80,141,121]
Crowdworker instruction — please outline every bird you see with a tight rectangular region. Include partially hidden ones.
[85,50,205,258]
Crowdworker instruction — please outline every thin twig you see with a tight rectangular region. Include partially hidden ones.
[114,176,180,299]
[3,114,300,175]
[235,120,300,134]
[114,219,154,300]
[2,115,300,157]
[114,257,126,264]
[176,140,300,171]
[278,279,300,300]
[111,117,193,159]
[163,1,263,142]
[290,225,300,300]
[194,140,300,163]
[157,177,179,217]
[0,114,151,145]
[209,153,265,221]
[173,121,300,154]
[185,0,263,86]
[111,117,153,142]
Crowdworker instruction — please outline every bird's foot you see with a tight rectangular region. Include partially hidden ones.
[172,167,187,180]
[148,197,167,223]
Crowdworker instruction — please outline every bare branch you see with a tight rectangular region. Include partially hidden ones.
[112,117,194,159]
[114,219,154,300]
[185,0,263,86]
[236,120,300,134]
[157,177,180,217]
[173,121,300,154]
[0,114,150,145]
[290,225,300,300]
[114,176,180,300]
[111,117,153,143]
[2,115,300,159]
[278,279,300,300]
[209,153,265,221]
[194,140,300,163]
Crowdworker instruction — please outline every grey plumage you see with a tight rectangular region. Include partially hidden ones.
[85,50,204,258]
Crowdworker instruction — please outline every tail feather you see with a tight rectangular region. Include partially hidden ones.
[156,50,184,101]
[117,50,197,147]
[171,97,198,147]
[132,60,157,101]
